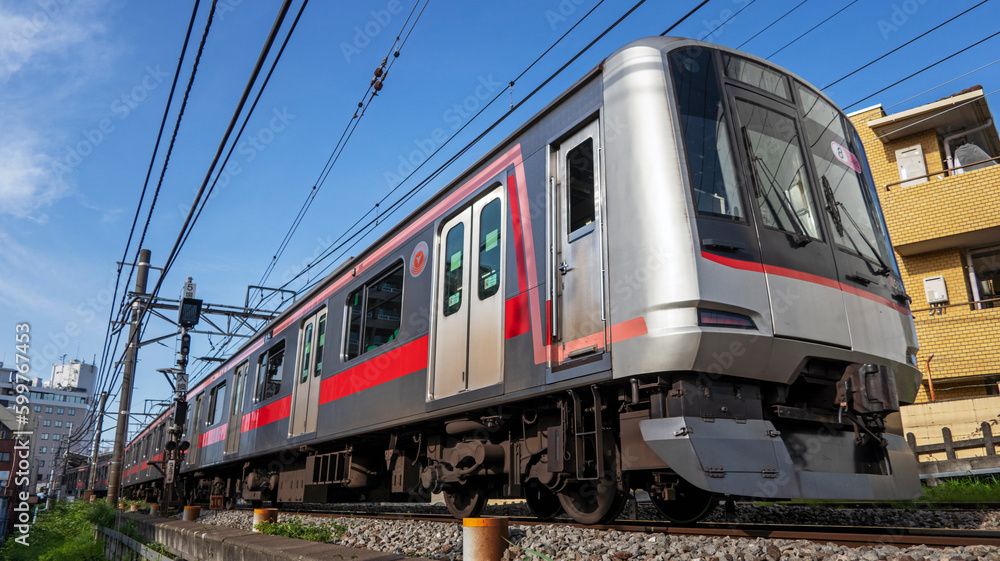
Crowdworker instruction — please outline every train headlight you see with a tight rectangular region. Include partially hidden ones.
[697,309,756,330]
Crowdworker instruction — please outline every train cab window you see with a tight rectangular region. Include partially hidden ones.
[478,199,502,300]
[668,49,744,220]
[567,138,596,234]
[442,226,464,316]
[734,98,820,239]
[207,382,227,426]
[344,262,405,359]
[722,54,790,101]
[255,342,285,402]
[796,84,893,268]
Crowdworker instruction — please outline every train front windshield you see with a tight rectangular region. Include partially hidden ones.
[668,47,897,277]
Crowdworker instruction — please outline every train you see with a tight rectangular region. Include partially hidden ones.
[115,36,923,524]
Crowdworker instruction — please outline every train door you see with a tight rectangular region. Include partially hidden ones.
[290,308,326,437]
[224,361,248,455]
[430,184,505,401]
[551,120,606,364]
[726,86,852,347]
[187,393,203,466]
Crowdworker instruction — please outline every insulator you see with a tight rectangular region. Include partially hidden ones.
[374,67,383,78]
[370,77,377,86]
[394,50,400,58]
[373,80,383,92]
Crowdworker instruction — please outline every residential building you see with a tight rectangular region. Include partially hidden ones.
[0,361,95,494]
[849,86,1000,404]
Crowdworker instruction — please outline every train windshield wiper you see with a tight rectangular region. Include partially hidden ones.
[741,126,811,247]
[821,175,891,276]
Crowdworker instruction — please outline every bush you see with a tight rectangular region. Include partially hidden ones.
[254,518,347,543]
[0,501,106,561]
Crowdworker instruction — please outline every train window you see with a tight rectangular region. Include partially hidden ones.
[796,84,893,268]
[443,225,465,316]
[315,314,326,376]
[208,382,227,426]
[300,322,314,384]
[735,99,820,239]
[255,341,285,402]
[567,138,596,233]
[722,54,790,101]
[668,49,744,221]
[344,262,405,359]
[478,199,502,300]
[231,361,248,417]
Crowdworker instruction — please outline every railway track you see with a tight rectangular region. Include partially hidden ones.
[253,508,1000,550]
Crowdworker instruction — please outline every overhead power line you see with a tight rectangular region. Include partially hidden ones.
[737,0,809,50]
[823,0,990,90]
[845,27,1000,110]
[767,0,857,59]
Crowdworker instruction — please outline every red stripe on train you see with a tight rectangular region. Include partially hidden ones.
[319,336,429,404]
[241,396,291,433]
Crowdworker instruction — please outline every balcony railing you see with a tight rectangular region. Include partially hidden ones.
[884,155,1000,190]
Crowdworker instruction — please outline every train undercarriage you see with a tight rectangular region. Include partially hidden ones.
[131,361,906,525]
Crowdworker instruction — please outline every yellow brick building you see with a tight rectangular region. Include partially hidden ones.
[849,87,1000,403]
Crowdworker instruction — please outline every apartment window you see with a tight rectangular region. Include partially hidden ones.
[38,460,44,468]
[68,408,75,416]
[33,406,40,413]
[969,246,1000,309]
[53,434,60,441]
[41,434,48,440]
[57,408,64,414]
[255,341,285,402]
[44,407,52,414]
[344,262,404,360]
[43,420,51,427]
[207,382,227,426]
[40,447,46,454]
[66,422,73,430]
[0,452,10,462]
[54,421,62,428]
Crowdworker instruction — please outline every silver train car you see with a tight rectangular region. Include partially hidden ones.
[121,37,922,524]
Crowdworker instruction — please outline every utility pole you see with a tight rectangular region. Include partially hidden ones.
[107,248,151,507]
[45,440,64,510]
[87,391,109,495]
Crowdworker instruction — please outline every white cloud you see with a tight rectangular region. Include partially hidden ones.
[0,0,117,219]
[0,128,69,221]
[0,1,110,82]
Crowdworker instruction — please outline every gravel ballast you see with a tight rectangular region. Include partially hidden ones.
[196,503,1000,561]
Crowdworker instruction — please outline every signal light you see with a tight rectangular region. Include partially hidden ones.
[165,440,178,451]
[179,441,190,452]
[698,309,757,330]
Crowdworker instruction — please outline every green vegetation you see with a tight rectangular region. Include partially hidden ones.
[504,537,556,561]
[254,518,347,543]
[0,501,106,561]
[921,475,1000,503]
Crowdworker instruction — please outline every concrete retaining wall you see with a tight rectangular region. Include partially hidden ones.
[113,513,406,561]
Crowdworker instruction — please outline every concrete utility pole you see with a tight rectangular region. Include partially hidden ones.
[87,391,109,494]
[107,248,151,507]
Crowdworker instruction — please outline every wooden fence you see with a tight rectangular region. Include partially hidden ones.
[906,421,1000,477]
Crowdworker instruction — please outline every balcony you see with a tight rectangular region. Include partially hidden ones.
[879,163,1000,255]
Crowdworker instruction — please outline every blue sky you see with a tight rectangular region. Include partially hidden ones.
[2,0,998,440]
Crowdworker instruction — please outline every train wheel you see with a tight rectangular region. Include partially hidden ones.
[524,483,563,520]
[557,475,622,525]
[650,480,720,524]
[443,483,488,519]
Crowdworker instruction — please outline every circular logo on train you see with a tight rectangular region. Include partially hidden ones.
[410,241,428,277]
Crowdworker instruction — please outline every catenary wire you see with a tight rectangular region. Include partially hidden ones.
[822,0,990,90]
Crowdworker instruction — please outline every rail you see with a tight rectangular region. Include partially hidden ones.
[883,155,1000,190]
